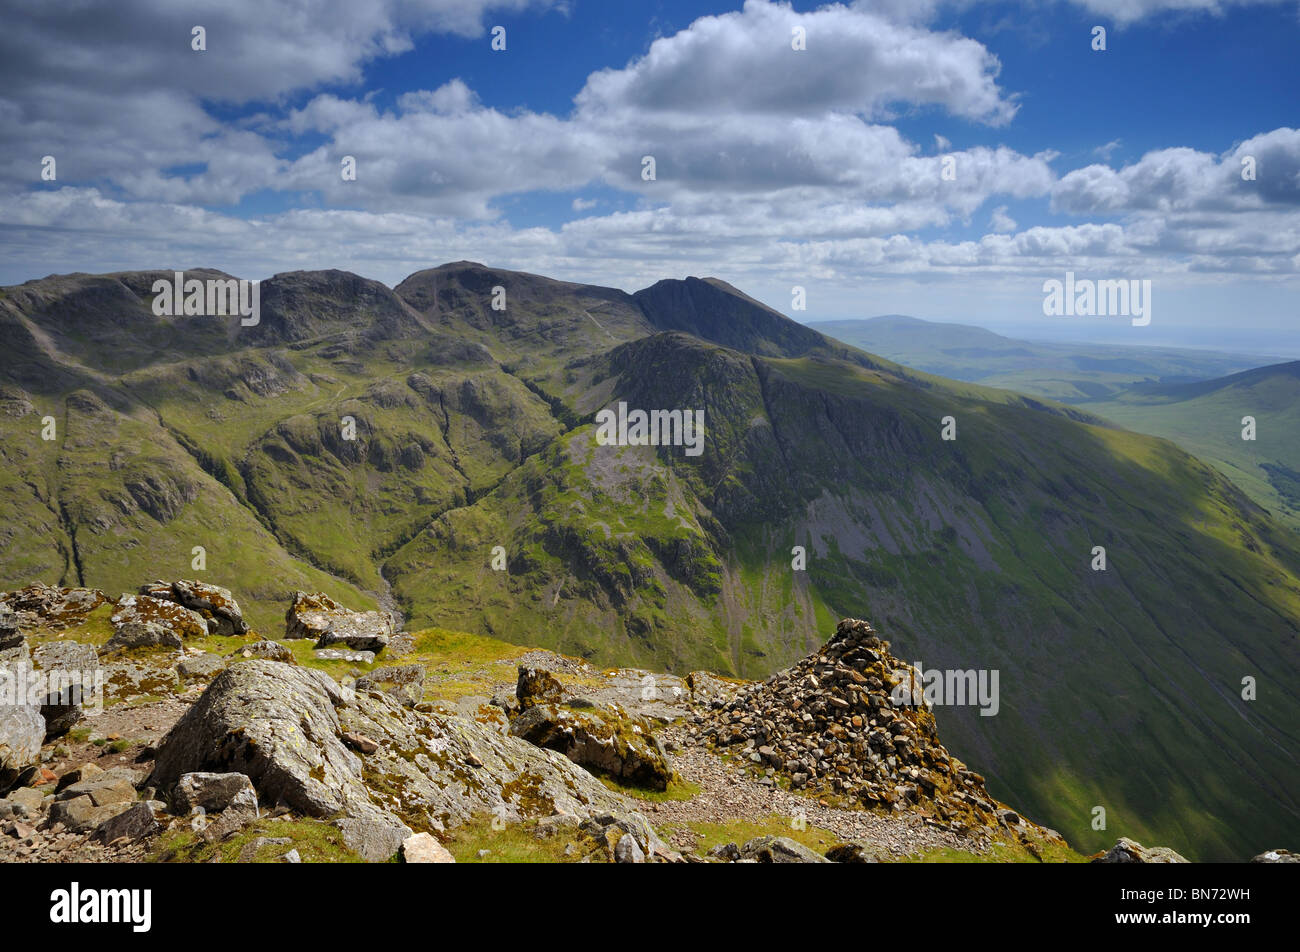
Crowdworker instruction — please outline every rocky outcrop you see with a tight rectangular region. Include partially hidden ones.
[693,618,1001,829]
[510,703,673,791]
[739,835,832,864]
[284,591,393,653]
[106,594,207,649]
[1251,849,1298,863]
[1092,838,1190,864]
[355,665,425,707]
[147,661,623,861]
[140,580,249,636]
[516,665,565,710]
[1,583,108,631]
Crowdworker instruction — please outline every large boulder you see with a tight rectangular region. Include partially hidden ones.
[1092,838,1190,864]
[284,592,392,653]
[31,642,101,739]
[0,702,45,791]
[509,703,673,791]
[106,594,208,649]
[147,661,624,861]
[140,580,249,636]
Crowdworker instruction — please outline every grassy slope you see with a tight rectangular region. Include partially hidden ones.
[1084,362,1300,533]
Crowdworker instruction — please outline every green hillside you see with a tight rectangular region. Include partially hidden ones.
[811,315,1277,402]
[1085,362,1300,532]
[1,264,1297,862]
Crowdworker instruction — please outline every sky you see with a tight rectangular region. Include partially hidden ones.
[1,0,1298,351]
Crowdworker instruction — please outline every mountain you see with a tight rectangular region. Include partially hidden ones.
[810,315,1277,402]
[1,263,1298,861]
[1084,361,1300,532]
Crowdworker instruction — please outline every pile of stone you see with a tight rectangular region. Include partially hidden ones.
[692,618,1000,830]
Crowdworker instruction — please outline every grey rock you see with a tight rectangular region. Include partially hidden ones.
[1250,849,1299,863]
[229,640,295,663]
[739,835,832,864]
[94,801,161,842]
[280,849,301,863]
[317,613,392,653]
[510,703,673,790]
[56,777,136,806]
[0,702,45,791]
[400,831,455,863]
[173,772,258,814]
[177,653,225,679]
[614,832,646,864]
[147,661,624,861]
[106,594,207,650]
[48,795,131,833]
[313,649,375,663]
[1092,837,1190,864]
[163,580,249,636]
[706,842,741,862]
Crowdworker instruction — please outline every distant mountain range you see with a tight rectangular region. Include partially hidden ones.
[809,315,1278,402]
[1,263,1298,861]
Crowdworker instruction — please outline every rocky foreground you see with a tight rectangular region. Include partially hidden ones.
[1,581,1293,863]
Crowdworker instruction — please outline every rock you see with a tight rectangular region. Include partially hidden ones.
[614,832,646,863]
[355,665,425,706]
[401,831,455,863]
[516,666,565,710]
[739,836,832,863]
[706,842,741,862]
[56,776,136,806]
[146,661,623,861]
[230,640,295,663]
[0,702,45,791]
[313,649,374,663]
[280,849,301,863]
[334,816,408,862]
[490,692,520,717]
[4,786,44,816]
[55,762,105,792]
[1092,837,1190,864]
[152,580,249,636]
[48,795,130,833]
[317,614,392,654]
[0,604,24,650]
[237,836,292,862]
[286,592,393,653]
[173,772,258,814]
[177,653,225,679]
[825,842,879,863]
[579,811,675,863]
[340,731,379,754]
[510,703,673,791]
[1250,849,1299,863]
[94,801,160,842]
[106,594,207,649]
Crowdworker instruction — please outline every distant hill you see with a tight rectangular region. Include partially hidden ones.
[809,315,1277,402]
[1086,361,1300,532]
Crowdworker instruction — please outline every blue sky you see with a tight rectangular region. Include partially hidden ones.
[1,0,1298,351]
